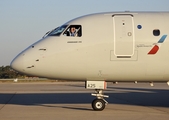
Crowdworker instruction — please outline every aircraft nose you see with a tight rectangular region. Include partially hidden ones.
[10,54,24,73]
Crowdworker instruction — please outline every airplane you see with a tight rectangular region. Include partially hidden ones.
[10,11,169,111]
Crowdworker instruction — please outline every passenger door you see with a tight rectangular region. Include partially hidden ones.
[113,14,135,57]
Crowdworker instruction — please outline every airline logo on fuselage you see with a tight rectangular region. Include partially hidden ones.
[148,35,167,55]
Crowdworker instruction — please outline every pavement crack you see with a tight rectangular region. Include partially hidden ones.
[0,92,17,111]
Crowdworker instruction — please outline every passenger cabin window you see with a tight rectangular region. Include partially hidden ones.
[63,25,82,37]
[48,25,68,36]
[153,29,160,36]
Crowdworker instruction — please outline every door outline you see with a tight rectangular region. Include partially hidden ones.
[112,14,135,57]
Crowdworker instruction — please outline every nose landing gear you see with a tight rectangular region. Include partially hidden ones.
[91,89,109,111]
[85,81,109,111]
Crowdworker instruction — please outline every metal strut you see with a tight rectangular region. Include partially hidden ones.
[91,89,109,104]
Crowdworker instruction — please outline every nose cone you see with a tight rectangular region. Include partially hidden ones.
[10,54,24,73]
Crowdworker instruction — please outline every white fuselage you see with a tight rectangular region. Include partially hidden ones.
[11,12,169,82]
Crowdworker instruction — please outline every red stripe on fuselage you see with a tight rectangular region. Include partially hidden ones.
[148,45,159,54]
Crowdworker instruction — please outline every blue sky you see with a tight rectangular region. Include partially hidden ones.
[1,0,169,66]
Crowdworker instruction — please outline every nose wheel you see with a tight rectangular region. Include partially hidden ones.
[92,99,105,111]
[91,89,109,111]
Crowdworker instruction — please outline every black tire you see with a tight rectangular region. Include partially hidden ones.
[92,99,105,111]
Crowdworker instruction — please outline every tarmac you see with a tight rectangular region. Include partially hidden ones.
[0,81,169,120]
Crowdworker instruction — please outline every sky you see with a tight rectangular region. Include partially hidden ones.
[1,0,169,66]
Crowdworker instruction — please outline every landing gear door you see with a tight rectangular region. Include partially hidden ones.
[113,14,135,57]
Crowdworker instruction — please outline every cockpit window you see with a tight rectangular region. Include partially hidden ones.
[48,25,68,36]
[63,25,82,37]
